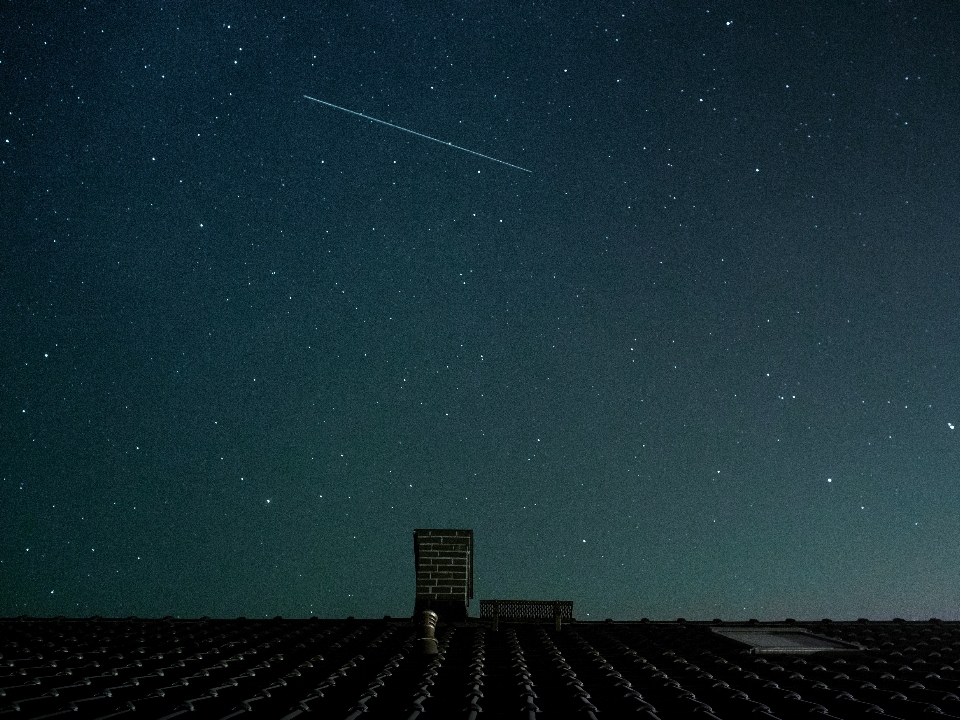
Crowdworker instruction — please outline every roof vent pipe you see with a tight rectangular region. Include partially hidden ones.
[419,610,439,655]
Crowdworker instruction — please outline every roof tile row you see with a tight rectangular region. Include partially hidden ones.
[3,617,960,719]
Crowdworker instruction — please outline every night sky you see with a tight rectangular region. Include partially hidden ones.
[3,2,960,622]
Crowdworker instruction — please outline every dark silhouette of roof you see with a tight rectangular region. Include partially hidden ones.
[3,616,960,719]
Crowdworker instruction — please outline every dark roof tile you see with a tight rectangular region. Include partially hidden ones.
[5,618,960,719]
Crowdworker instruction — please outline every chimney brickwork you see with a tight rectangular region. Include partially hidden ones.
[413,529,474,620]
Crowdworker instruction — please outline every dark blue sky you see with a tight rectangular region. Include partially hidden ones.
[3,2,960,621]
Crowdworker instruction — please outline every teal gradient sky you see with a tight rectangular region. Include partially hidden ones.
[3,2,960,621]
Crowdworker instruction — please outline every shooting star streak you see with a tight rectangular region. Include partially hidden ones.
[303,95,532,173]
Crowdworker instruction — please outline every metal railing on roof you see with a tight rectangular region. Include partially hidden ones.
[480,600,573,631]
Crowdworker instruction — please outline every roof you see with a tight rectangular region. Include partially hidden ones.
[3,616,960,719]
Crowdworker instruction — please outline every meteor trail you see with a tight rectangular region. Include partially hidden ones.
[303,95,532,173]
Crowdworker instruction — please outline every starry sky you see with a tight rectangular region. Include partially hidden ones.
[3,2,960,622]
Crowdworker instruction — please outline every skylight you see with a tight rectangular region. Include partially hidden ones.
[712,627,861,654]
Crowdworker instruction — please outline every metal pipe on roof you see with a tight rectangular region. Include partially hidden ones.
[419,610,438,655]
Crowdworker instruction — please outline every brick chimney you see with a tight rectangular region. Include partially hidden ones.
[413,529,474,620]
